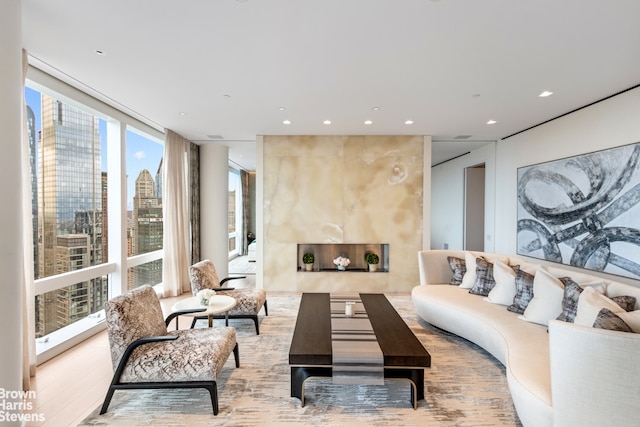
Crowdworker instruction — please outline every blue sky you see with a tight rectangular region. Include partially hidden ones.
[25,86,164,210]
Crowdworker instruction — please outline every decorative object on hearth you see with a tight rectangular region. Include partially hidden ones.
[333,256,350,271]
[364,252,380,272]
[302,253,314,271]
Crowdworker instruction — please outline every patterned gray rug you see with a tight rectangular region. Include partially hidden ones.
[80,294,522,426]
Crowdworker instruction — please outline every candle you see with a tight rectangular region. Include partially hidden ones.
[345,301,354,317]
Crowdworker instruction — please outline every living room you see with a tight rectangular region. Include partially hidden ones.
[2,1,640,426]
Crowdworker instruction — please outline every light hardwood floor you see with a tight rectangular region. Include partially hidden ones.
[27,272,257,427]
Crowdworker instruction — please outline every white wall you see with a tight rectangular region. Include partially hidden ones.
[431,142,496,251]
[0,0,24,421]
[199,144,230,278]
[432,87,640,286]
[494,87,640,285]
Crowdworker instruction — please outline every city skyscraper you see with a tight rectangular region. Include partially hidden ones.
[35,95,108,336]
[130,166,163,289]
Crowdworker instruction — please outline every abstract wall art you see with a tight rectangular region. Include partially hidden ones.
[517,142,640,280]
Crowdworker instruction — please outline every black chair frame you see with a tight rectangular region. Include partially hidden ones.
[100,308,240,415]
[190,276,269,335]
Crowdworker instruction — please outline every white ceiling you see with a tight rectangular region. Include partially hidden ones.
[22,0,640,171]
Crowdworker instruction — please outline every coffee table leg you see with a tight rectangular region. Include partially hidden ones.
[384,368,425,407]
[290,366,332,407]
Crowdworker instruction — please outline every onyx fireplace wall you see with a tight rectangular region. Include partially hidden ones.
[262,135,424,292]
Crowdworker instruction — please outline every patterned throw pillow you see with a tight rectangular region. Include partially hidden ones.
[556,278,583,322]
[469,257,496,296]
[593,308,633,332]
[507,268,535,314]
[447,256,467,286]
[611,295,637,312]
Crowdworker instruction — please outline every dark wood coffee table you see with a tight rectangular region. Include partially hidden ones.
[288,293,431,408]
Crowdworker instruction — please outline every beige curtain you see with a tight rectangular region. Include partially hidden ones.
[162,130,191,297]
[21,49,36,389]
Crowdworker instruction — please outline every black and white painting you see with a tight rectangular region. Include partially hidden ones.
[517,142,640,280]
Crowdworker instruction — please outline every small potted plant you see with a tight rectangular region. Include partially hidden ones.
[365,252,380,272]
[302,253,314,271]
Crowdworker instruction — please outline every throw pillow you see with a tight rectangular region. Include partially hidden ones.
[574,286,626,327]
[617,310,640,332]
[485,261,518,305]
[460,251,482,289]
[507,268,536,314]
[556,278,606,323]
[593,308,633,332]
[469,258,496,296]
[447,256,466,286]
[519,268,565,326]
[611,295,637,312]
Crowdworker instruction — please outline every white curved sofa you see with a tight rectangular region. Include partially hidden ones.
[412,249,640,427]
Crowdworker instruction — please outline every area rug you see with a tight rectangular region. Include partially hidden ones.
[79,294,522,427]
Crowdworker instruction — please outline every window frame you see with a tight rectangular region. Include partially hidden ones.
[27,66,166,364]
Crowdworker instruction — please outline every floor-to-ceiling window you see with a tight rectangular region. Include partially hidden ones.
[125,127,164,290]
[26,68,165,362]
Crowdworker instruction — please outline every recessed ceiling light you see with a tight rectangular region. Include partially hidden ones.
[283,120,291,125]
[364,120,373,125]
[323,120,331,125]
[179,112,186,116]
[539,91,553,97]
[372,107,380,111]
[278,107,285,111]
[405,120,414,125]
[472,93,481,98]
[487,119,497,125]
[223,94,231,99]
[95,50,105,56]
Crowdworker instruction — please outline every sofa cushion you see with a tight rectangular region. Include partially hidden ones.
[593,308,633,332]
[556,278,606,323]
[617,310,640,332]
[611,295,637,312]
[447,256,467,285]
[519,268,565,326]
[469,257,496,296]
[574,286,626,327]
[484,260,518,305]
[508,268,536,314]
[460,251,482,289]
[460,251,509,289]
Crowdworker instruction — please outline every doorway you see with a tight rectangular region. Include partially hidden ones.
[464,164,485,251]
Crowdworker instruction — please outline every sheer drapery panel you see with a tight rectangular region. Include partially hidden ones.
[162,130,191,296]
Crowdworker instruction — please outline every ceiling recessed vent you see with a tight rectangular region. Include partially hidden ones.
[453,135,472,140]
[207,134,224,140]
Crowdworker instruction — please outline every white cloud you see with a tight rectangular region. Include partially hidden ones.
[134,151,146,160]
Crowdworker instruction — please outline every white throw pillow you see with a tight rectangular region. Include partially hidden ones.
[618,310,640,333]
[518,267,565,326]
[460,251,481,289]
[484,260,517,305]
[574,286,626,327]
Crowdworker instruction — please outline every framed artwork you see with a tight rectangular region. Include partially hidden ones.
[517,142,640,280]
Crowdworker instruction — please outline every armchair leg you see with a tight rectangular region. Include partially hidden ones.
[99,387,116,415]
[190,317,198,329]
[204,383,219,415]
[252,315,260,335]
[233,343,240,368]
[264,300,268,316]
